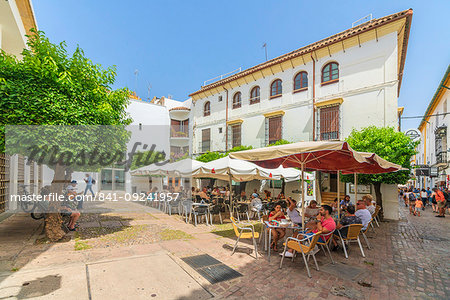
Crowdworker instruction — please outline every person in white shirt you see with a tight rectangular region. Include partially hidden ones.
[355,200,372,230]
[286,197,302,225]
[250,193,263,218]
[362,195,375,215]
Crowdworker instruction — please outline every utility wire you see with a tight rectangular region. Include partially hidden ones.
[401,112,450,119]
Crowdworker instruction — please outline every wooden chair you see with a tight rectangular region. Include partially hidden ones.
[316,230,335,264]
[372,205,381,227]
[230,216,259,259]
[361,219,374,249]
[336,224,365,259]
[280,231,322,278]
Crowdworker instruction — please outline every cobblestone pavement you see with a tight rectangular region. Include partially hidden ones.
[0,200,448,299]
[201,200,450,300]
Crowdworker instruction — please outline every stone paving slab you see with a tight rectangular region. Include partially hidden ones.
[0,264,89,300]
[87,253,212,300]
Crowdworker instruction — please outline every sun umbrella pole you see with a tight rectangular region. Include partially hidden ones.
[301,163,305,230]
[354,173,358,203]
[229,173,233,215]
[337,170,340,221]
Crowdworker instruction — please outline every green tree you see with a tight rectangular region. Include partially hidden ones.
[195,145,254,163]
[341,126,417,211]
[267,139,291,147]
[226,145,253,155]
[1,30,131,240]
[195,151,224,163]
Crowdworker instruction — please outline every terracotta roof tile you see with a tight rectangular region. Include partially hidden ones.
[189,9,413,98]
[169,106,190,111]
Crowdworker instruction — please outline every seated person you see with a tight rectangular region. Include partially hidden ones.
[340,195,351,210]
[281,205,335,258]
[304,200,320,220]
[263,189,271,200]
[199,188,210,201]
[277,192,285,200]
[268,204,286,252]
[240,190,246,200]
[362,194,376,215]
[250,193,263,214]
[211,187,220,196]
[252,189,260,198]
[331,205,361,250]
[331,198,338,212]
[285,197,302,225]
[61,184,81,231]
[355,200,372,230]
[147,187,158,200]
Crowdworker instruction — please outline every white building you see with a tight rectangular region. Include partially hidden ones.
[415,65,450,189]
[189,9,412,210]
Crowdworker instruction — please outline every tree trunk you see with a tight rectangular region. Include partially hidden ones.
[45,163,66,241]
[373,182,383,220]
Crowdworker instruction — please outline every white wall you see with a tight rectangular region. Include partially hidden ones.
[192,32,399,153]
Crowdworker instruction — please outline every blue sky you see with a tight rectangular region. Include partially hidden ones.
[33,0,449,129]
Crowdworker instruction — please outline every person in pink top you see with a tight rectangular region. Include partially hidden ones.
[280,205,336,258]
[312,205,336,242]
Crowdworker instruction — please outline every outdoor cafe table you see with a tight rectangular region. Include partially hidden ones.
[264,220,302,262]
[190,202,212,226]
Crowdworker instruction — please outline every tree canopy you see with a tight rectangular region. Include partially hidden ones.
[195,145,254,163]
[341,126,417,185]
[0,30,132,172]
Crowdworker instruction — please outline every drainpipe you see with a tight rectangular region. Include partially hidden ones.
[224,87,229,151]
[311,54,316,141]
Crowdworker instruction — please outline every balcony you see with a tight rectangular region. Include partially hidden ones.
[170,125,189,138]
[436,151,447,166]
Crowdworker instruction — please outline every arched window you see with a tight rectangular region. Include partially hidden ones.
[322,62,339,83]
[204,101,210,116]
[293,71,308,91]
[233,92,241,109]
[270,79,282,98]
[250,86,260,104]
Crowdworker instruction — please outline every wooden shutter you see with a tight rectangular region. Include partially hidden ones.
[232,125,241,148]
[202,128,210,152]
[0,154,9,213]
[320,105,339,140]
[269,116,282,144]
[30,161,35,194]
[17,155,24,185]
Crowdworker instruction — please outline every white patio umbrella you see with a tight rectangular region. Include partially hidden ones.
[130,158,204,177]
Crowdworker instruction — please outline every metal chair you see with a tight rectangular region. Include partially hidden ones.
[361,219,374,249]
[336,224,365,258]
[167,199,181,215]
[209,204,223,224]
[316,230,335,264]
[192,205,209,226]
[236,203,250,222]
[181,200,193,223]
[280,231,322,278]
[372,205,381,227]
[230,216,259,259]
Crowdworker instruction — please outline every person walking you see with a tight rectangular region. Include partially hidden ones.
[433,188,446,218]
[426,187,432,207]
[81,173,95,209]
[408,189,417,215]
[415,198,423,217]
[420,189,428,210]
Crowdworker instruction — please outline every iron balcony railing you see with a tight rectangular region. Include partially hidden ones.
[436,151,447,164]
[170,125,189,138]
